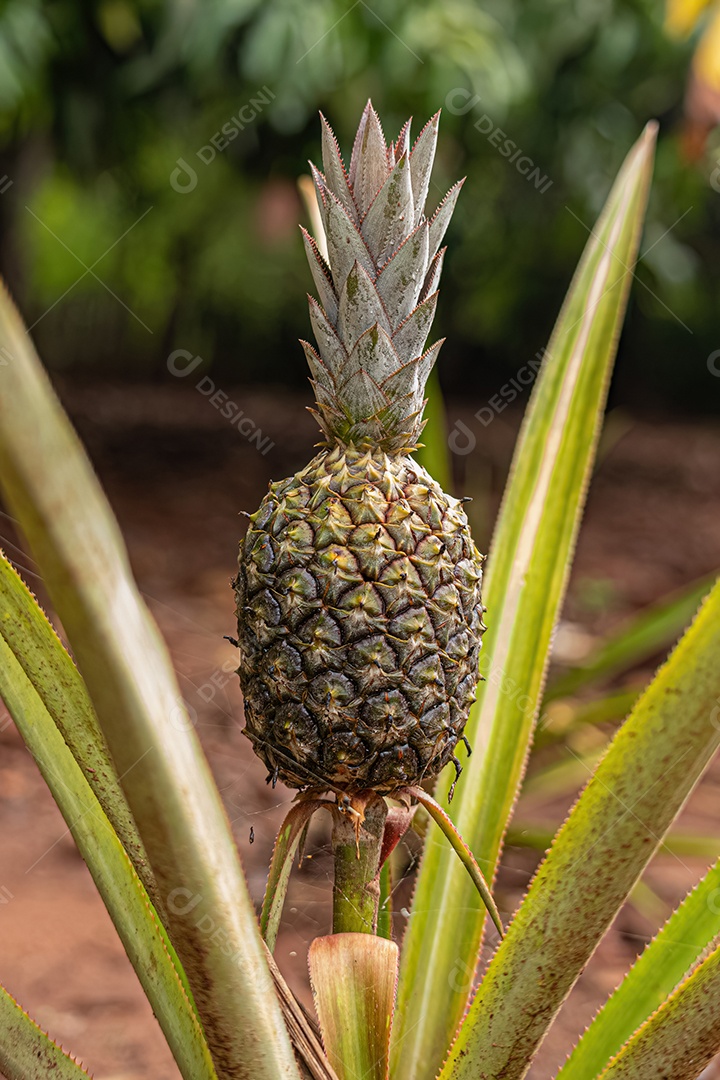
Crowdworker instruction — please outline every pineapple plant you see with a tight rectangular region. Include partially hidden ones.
[234,102,486,798]
[6,97,720,1080]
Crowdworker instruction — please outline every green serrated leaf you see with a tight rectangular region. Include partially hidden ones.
[0,551,161,917]
[392,124,657,1080]
[439,579,720,1079]
[0,630,218,1080]
[0,284,300,1079]
[597,941,720,1079]
[557,856,720,1078]
[0,983,91,1080]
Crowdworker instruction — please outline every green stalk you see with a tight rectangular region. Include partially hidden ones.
[332,794,387,935]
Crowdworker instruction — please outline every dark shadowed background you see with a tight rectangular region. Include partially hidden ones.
[0,0,718,409]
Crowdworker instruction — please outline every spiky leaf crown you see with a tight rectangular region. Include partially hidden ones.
[301,101,462,453]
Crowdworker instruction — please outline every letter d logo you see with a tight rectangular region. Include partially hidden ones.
[167,349,203,378]
[170,157,198,194]
[711,161,720,195]
[448,419,476,456]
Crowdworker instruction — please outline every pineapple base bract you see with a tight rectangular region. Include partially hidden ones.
[235,447,485,793]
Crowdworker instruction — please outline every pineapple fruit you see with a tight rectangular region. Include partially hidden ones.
[234,102,485,796]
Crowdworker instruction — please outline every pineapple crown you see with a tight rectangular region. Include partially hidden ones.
[301,100,462,454]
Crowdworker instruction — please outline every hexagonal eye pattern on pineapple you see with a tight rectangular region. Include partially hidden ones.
[234,103,486,795]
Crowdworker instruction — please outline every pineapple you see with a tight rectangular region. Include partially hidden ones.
[234,102,485,797]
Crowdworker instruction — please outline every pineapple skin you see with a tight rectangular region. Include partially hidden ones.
[234,445,485,793]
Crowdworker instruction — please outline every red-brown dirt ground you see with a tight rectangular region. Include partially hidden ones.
[1,380,719,1078]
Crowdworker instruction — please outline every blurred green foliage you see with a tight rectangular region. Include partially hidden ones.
[0,0,718,410]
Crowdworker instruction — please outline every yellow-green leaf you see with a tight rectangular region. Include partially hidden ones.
[0,624,218,1080]
[0,984,91,1080]
[440,579,720,1079]
[598,940,720,1079]
[392,124,657,1080]
[558,854,720,1078]
[309,934,398,1080]
[0,550,161,916]
[0,284,300,1079]
[261,799,330,952]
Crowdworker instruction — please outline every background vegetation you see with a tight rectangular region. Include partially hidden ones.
[0,0,718,412]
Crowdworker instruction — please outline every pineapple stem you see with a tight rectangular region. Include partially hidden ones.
[331,792,388,934]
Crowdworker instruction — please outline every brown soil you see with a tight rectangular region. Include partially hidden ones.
[0,380,718,1079]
